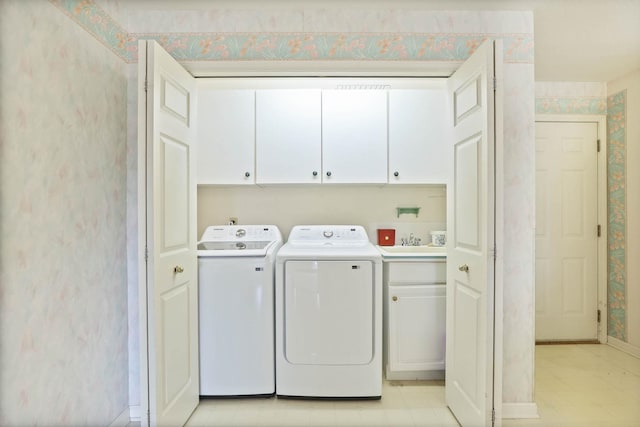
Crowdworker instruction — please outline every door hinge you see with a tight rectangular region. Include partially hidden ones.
[492,408,496,424]
[492,77,497,92]
[597,309,602,323]
[144,77,148,93]
[144,245,149,262]
[597,139,601,152]
[597,224,601,237]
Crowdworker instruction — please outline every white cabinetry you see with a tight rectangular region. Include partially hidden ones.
[384,259,446,380]
[322,90,388,184]
[388,90,449,184]
[197,89,255,185]
[256,90,322,184]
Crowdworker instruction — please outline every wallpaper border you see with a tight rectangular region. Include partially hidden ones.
[48,0,534,65]
[48,0,134,60]
[535,97,607,115]
[607,90,627,341]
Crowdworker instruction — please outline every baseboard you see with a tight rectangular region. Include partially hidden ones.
[129,405,141,422]
[108,407,132,427]
[502,402,539,419]
[608,336,640,359]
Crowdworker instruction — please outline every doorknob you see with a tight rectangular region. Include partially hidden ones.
[458,264,469,272]
[174,265,184,273]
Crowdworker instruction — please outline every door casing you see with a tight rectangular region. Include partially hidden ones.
[138,59,506,424]
[535,114,607,344]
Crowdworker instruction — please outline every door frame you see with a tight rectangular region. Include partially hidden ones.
[138,60,505,424]
[535,114,608,344]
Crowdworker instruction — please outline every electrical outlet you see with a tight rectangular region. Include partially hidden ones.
[229,217,238,225]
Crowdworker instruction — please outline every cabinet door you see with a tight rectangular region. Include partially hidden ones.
[388,89,448,184]
[256,90,322,184]
[197,89,255,184]
[388,285,446,372]
[322,90,388,184]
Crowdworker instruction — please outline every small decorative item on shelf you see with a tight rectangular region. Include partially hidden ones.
[430,230,446,247]
[377,229,396,246]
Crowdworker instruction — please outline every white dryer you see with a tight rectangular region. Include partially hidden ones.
[198,225,283,397]
[275,225,382,398]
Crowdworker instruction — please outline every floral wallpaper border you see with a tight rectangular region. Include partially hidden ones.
[535,97,607,115]
[48,0,134,60]
[127,32,534,63]
[607,90,627,341]
[48,0,534,64]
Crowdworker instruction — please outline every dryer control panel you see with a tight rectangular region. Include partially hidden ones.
[288,225,369,247]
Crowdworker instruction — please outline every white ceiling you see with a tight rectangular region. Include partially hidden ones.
[123,0,640,82]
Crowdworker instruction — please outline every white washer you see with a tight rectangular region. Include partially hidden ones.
[198,225,283,397]
[275,225,383,398]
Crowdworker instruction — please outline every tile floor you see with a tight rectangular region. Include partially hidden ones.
[186,380,457,427]
[128,344,640,426]
[503,344,640,427]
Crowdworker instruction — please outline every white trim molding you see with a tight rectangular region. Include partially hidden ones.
[502,402,540,419]
[608,336,640,359]
[108,407,132,427]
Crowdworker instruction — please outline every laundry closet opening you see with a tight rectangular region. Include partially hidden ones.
[193,76,451,421]
[140,38,502,426]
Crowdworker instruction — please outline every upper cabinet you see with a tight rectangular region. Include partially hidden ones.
[322,90,388,184]
[256,90,322,184]
[197,89,255,185]
[196,82,449,186]
[388,90,449,184]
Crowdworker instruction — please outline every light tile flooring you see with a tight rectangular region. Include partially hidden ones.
[186,380,456,427]
[504,344,640,427]
[128,344,640,426]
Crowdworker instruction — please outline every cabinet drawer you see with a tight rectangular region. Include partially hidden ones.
[386,261,446,285]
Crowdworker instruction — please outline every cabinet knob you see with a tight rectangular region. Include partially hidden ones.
[312,171,318,177]
[393,171,399,177]
[458,264,469,272]
[392,296,398,302]
[326,171,332,177]
[174,265,184,274]
[244,172,251,178]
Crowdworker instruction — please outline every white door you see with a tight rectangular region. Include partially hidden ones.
[446,40,500,427]
[139,40,199,427]
[388,284,446,372]
[535,121,599,341]
[322,90,388,183]
[388,89,449,184]
[197,89,255,184]
[256,89,322,184]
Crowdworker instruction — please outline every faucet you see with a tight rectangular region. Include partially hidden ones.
[401,233,422,246]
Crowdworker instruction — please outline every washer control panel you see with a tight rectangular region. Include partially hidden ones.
[200,225,282,242]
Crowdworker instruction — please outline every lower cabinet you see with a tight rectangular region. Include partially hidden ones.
[384,259,446,380]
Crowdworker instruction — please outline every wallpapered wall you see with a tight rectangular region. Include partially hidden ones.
[607,91,627,342]
[535,81,630,344]
[49,0,538,413]
[0,0,129,425]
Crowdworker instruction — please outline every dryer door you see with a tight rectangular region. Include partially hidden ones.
[284,260,374,365]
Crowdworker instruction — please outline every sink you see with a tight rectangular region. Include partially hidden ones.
[377,245,446,258]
